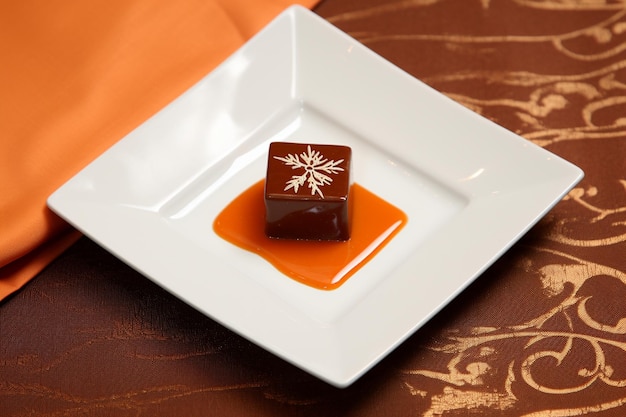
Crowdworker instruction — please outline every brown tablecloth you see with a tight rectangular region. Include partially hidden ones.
[2,1,625,415]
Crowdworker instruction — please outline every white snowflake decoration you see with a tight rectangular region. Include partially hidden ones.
[273,145,345,198]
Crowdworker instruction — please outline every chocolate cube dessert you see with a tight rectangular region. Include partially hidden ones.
[264,142,352,241]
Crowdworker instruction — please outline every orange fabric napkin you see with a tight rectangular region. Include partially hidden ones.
[0,0,318,300]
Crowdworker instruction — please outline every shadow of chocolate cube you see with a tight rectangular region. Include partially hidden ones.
[264,142,352,241]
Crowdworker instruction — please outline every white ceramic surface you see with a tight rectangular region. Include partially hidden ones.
[48,6,583,387]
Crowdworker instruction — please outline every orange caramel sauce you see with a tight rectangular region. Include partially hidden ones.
[213,180,407,290]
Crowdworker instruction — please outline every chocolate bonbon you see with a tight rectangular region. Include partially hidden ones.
[264,142,352,241]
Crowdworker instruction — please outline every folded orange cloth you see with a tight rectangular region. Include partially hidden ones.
[0,0,318,300]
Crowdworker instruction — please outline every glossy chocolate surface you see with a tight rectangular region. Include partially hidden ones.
[264,142,352,240]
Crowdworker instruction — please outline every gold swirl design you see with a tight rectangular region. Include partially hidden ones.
[550,181,626,246]
[513,0,626,11]
[403,247,626,415]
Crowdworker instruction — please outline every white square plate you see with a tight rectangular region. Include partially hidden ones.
[48,6,583,387]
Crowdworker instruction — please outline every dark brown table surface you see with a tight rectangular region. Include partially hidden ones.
[2,1,626,416]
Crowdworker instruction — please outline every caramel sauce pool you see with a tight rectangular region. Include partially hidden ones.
[213,180,407,290]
